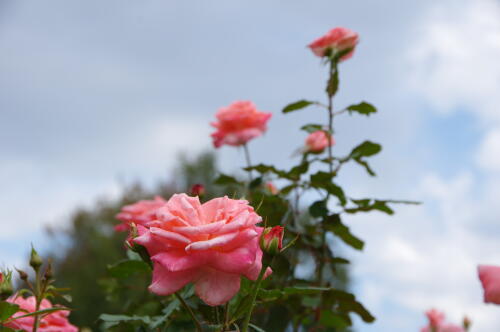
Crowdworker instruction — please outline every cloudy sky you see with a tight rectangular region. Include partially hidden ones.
[1,0,500,330]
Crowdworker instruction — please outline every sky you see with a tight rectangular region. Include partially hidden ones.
[1,0,500,330]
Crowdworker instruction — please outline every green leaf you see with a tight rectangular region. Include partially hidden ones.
[331,257,350,264]
[108,260,150,279]
[214,173,243,186]
[282,286,331,295]
[337,299,376,323]
[150,298,180,328]
[319,310,350,328]
[300,123,324,133]
[279,184,297,195]
[0,302,19,322]
[99,314,152,329]
[349,141,382,159]
[282,100,315,113]
[348,141,382,176]
[7,307,70,321]
[249,176,263,189]
[309,171,347,205]
[309,200,328,218]
[288,162,309,180]
[324,214,364,250]
[346,102,377,116]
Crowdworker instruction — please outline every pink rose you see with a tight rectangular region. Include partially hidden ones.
[426,309,445,328]
[115,196,166,232]
[305,130,334,153]
[211,101,272,148]
[478,264,500,304]
[134,193,271,306]
[4,295,77,332]
[421,324,465,332]
[308,27,359,60]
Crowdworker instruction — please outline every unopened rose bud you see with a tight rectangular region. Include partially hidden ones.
[30,246,43,270]
[16,268,28,281]
[265,182,279,195]
[190,184,205,197]
[260,226,284,256]
[44,259,54,280]
[0,270,14,299]
[463,316,471,330]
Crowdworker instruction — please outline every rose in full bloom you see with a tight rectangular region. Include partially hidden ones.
[4,295,77,332]
[134,193,271,306]
[308,27,359,60]
[211,101,272,148]
[478,265,500,304]
[115,196,166,232]
[305,130,334,153]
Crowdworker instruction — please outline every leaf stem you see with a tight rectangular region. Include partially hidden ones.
[174,292,203,332]
[241,264,268,332]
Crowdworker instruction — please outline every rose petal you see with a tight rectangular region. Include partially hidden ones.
[152,251,208,272]
[148,262,196,296]
[185,232,237,252]
[195,269,241,306]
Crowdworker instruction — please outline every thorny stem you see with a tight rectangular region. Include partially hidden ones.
[175,292,203,332]
[318,59,337,286]
[241,264,268,332]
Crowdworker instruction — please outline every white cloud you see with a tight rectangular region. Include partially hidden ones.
[408,0,500,124]
[476,129,500,172]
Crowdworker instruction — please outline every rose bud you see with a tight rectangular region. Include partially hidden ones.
[478,265,500,304]
[44,259,54,281]
[29,246,43,270]
[265,182,278,195]
[0,270,14,299]
[190,184,205,197]
[425,308,445,328]
[16,268,28,281]
[305,131,334,153]
[463,316,471,330]
[260,226,284,256]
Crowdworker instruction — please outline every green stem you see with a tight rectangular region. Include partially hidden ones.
[175,292,203,332]
[243,143,253,182]
[33,268,41,332]
[241,265,268,332]
[221,302,229,332]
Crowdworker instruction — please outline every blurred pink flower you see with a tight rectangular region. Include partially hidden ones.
[478,264,500,304]
[308,27,359,60]
[420,309,465,332]
[115,196,166,232]
[211,101,272,148]
[5,295,77,332]
[134,193,271,306]
[265,182,278,195]
[305,130,334,153]
[190,184,205,197]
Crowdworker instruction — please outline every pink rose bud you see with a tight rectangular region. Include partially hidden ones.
[478,265,500,304]
[0,272,3,284]
[190,184,205,196]
[265,182,279,195]
[305,130,334,153]
[211,101,272,148]
[260,226,284,256]
[308,27,359,61]
[425,308,445,328]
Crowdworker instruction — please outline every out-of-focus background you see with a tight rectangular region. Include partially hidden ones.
[1,0,500,330]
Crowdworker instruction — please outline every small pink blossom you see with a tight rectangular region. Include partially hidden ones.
[308,27,359,60]
[4,295,77,332]
[260,226,284,255]
[115,196,166,232]
[265,182,278,195]
[134,193,271,306]
[420,309,465,332]
[478,264,500,304]
[190,184,205,197]
[305,131,334,153]
[211,101,272,148]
